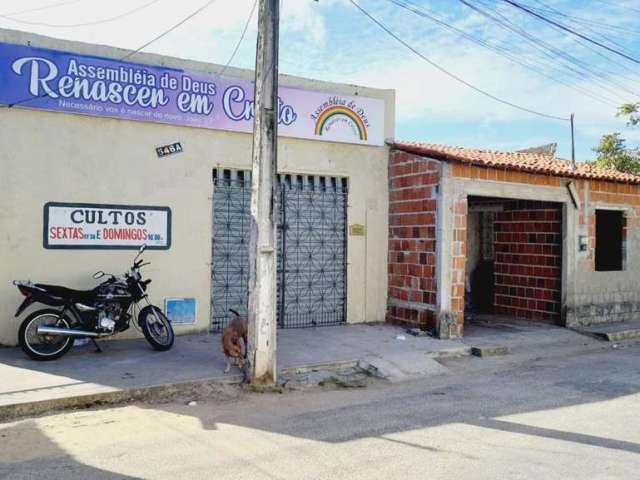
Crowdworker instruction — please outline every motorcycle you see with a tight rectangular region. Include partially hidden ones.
[12,244,174,360]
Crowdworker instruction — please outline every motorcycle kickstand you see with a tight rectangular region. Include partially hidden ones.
[90,338,103,353]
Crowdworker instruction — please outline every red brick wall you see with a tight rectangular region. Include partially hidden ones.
[493,200,562,322]
[387,150,440,329]
[449,196,467,336]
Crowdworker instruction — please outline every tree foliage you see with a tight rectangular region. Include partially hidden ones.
[593,133,640,175]
[618,103,640,126]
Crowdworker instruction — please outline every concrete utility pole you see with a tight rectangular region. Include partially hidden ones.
[246,0,279,384]
[570,113,576,170]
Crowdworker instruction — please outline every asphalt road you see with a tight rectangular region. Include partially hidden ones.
[1,341,639,480]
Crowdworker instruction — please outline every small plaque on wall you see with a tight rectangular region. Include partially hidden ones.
[156,142,183,158]
[349,224,366,236]
[165,298,197,324]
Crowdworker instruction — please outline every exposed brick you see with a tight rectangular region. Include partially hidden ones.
[493,200,562,321]
[387,151,440,330]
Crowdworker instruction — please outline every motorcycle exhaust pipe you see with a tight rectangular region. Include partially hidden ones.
[36,326,99,337]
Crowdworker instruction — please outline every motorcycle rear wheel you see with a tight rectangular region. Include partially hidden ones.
[19,309,74,361]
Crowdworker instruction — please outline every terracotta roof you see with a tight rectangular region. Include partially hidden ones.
[392,141,640,184]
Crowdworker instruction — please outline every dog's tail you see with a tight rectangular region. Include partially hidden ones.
[229,309,241,317]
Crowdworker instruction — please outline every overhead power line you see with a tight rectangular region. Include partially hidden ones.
[528,0,640,75]
[120,0,218,61]
[217,0,258,78]
[460,0,638,101]
[0,0,163,28]
[530,0,640,37]
[501,0,640,65]
[348,0,568,121]
[386,0,620,107]
[5,0,219,108]
[592,0,640,15]
[0,0,83,17]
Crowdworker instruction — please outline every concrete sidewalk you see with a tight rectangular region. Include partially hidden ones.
[0,319,610,419]
[0,323,464,419]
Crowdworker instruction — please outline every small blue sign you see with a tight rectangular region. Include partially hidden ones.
[165,298,197,324]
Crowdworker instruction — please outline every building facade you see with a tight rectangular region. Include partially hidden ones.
[388,142,640,337]
[2,29,637,348]
[0,29,395,346]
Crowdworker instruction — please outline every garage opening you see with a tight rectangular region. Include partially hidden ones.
[211,169,348,331]
[465,196,563,327]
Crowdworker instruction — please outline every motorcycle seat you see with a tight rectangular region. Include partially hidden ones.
[35,284,99,303]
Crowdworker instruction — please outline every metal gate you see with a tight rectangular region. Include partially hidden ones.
[277,174,348,328]
[211,169,347,331]
[211,169,251,330]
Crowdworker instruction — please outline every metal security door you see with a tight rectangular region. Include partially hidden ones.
[277,175,347,328]
[211,170,347,331]
[211,169,251,331]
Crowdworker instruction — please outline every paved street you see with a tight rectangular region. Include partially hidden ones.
[1,341,639,480]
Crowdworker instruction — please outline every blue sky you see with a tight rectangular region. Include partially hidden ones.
[1,0,639,160]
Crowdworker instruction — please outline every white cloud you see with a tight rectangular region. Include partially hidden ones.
[1,0,639,159]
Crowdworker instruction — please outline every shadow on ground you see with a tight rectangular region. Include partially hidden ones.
[0,421,142,479]
[157,341,640,454]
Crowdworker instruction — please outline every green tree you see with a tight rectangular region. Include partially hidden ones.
[593,133,640,175]
[618,102,640,126]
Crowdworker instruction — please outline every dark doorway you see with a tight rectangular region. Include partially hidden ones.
[465,198,498,317]
[465,196,563,326]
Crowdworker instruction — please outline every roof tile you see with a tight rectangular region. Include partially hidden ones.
[393,141,640,184]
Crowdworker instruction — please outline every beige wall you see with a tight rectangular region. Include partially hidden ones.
[0,30,394,345]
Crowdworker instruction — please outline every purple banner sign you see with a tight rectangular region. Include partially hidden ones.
[0,42,385,146]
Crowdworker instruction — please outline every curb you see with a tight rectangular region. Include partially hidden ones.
[470,345,510,357]
[0,361,361,422]
[280,360,360,375]
[426,347,472,359]
[570,327,640,342]
[0,374,243,422]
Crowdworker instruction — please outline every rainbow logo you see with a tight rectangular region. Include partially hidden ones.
[314,106,368,141]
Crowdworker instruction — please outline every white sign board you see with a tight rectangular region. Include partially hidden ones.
[44,202,171,249]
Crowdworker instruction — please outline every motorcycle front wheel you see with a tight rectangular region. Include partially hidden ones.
[19,309,74,361]
[139,305,174,351]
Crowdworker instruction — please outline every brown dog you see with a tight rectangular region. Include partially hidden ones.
[222,309,248,373]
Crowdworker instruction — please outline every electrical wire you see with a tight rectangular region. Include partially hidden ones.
[120,0,218,61]
[526,0,640,64]
[479,0,640,98]
[529,0,640,36]
[528,0,640,60]
[348,0,569,121]
[460,0,637,101]
[591,0,640,16]
[509,0,640,90]
[1,0,83,17]
[467,0,633,98]
[216,0,258,78]
[386,0,620,107]
[0,0,163,28]
[5,0,219,107]
[501,0,640,65]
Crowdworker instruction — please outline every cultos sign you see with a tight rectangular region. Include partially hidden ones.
[44,202,171,249]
